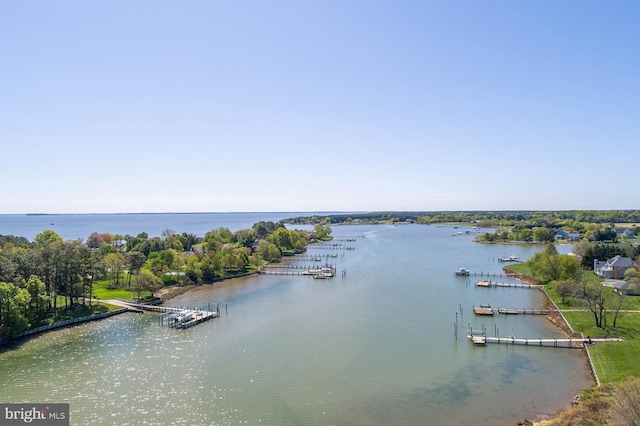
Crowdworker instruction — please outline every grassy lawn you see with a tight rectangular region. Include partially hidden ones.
[545,284,640,383]
[505,262,532,276]
[91,279,152,301]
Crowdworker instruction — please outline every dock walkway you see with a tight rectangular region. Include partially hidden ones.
[476,280,542,289]
[115,301,220,330]
[472,305,556,315]
[468,333,622,348]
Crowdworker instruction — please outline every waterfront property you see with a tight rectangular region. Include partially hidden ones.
[0,223,593,426]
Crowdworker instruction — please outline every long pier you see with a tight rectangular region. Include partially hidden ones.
[260,270,305,276]
[475,280,542,289]
[289,255,338,261]
[306,246,356,250]
[260,264,336,279]
[263,263,334,270]
[472,305,556,315]
[468,333,622,348]
[456,271,516,277]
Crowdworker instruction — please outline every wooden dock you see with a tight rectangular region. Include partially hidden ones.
[116,302,220,330]
[467,333,623,348]
[160,309,219,329]
[260,264,336,278]
[260,270,304,275]
[494,308,555,315]
[476,280,541,289]
[473,305,556,316]
[473,305,495,315]
[456,271,516,277]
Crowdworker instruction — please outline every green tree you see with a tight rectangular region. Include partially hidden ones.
[184,255,202,283]
[593,227,617,242]
[104,252,125,288]
[552,279,577,304]
[257,240,280,261]
[582,244,625,270]
[33,230,63,309]
[233,229,256,247]
[204,227,233,245]
[533,227,555,242]
[528,244,580,283]
[516,229,534,242]
[313,224,331,240]
[0,281,30,338]
[24,275,49,325]
[575,274,609,328]
[34,230,63,247]
[270,228,293,251]
[51,241,84,308]
[136,268,163,299]
[126,251,147,288]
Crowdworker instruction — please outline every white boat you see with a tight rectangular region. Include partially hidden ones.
[305,266,334,277]
[455,268,470,276]
[498,255,521,262]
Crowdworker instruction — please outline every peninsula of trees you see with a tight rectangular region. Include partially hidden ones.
[0,221,331,340]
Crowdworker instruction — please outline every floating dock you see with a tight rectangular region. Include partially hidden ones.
[473,305,495,315]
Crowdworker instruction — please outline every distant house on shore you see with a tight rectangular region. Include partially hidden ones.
[594,255,634,279]
[616,228,637,239]
[555,230,581,241]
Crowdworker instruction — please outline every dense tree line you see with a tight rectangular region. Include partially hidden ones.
[287,211,640,237]
[0,221,328,339]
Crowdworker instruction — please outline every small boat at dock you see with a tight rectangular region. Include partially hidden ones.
[455,268,470,276]
[498,255,521,262]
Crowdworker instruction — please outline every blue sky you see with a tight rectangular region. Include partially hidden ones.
[1,1,638,214]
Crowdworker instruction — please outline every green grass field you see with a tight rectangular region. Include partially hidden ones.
[545,284,640,383]
[507,260,640,384]
[91,279,152,301]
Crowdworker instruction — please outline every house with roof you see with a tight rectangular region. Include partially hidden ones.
[616,228,637,239]
[594,255,634,279]
[554,230,581,241]
[603,279,639,296]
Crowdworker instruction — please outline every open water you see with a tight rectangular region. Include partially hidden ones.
[0,212,330,242]
[0,214,592,425]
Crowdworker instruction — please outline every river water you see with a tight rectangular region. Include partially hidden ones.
[0,219,591,425]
